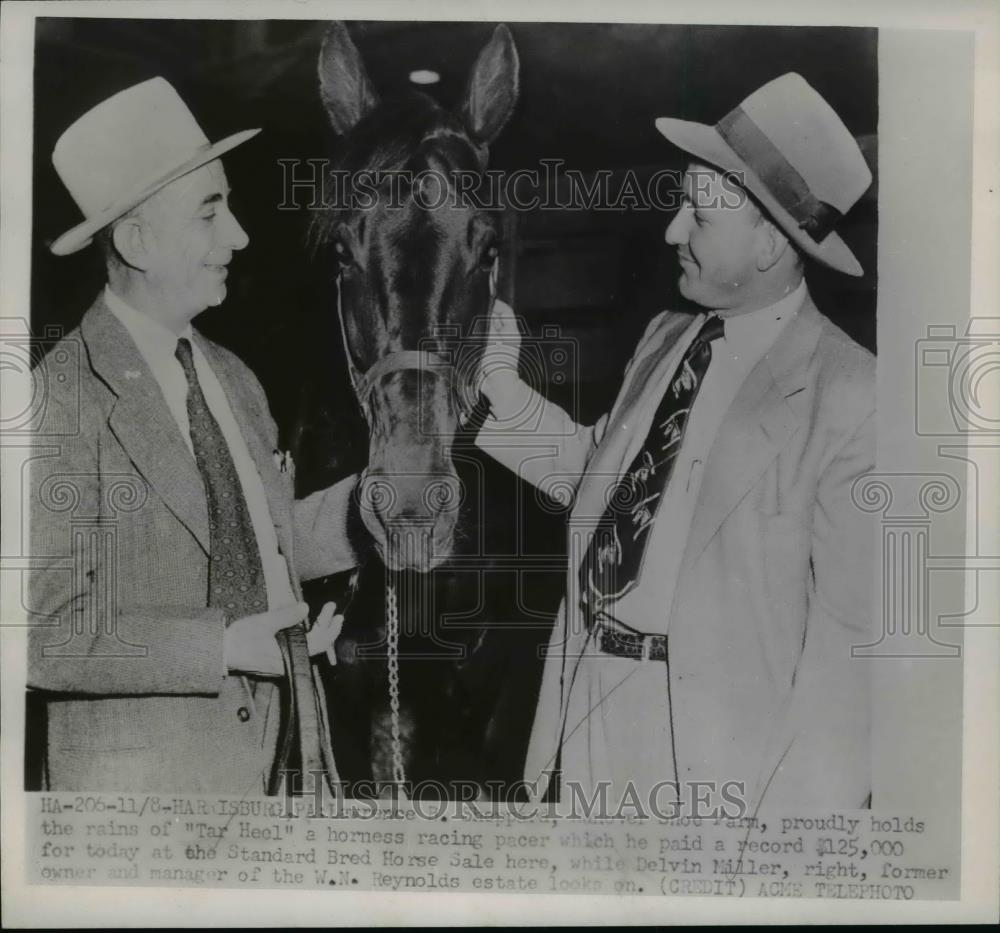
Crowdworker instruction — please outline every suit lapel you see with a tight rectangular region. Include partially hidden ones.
[680,298,823,571]
[571,311,695,541]
[195,335,295,572]
[82,298,211,552]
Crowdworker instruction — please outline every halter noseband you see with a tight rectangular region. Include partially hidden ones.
[335,257,499,422]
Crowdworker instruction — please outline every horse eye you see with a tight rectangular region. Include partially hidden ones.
[334,240,353,265]
[479,243,499,270]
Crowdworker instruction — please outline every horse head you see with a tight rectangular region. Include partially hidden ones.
[315,22,519,573]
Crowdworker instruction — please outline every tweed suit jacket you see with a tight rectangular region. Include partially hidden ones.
[479,294,876,811]
[28,295,357,793]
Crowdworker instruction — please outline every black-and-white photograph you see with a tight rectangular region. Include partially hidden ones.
[2,0,997,925]
[25,13,879,804]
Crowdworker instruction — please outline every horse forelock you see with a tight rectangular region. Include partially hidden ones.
[311,91,485,250]
[340,91,480,172]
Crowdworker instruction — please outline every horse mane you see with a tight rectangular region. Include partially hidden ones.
[310,90,482,254]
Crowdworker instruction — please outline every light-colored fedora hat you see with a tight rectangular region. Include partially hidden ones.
[50,77,260,256]
[655,73,872,276]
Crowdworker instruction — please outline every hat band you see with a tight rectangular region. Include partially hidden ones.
[716,106,842,242]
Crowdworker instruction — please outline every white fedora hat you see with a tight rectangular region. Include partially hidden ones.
[655,73,872,276]
[50,77,260,256]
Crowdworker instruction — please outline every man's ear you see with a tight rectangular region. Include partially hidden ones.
[756,218,791,272]
[111,217,149,271]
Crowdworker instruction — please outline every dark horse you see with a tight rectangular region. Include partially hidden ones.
[303,23,549,796]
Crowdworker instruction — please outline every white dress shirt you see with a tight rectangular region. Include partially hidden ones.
[105,286,297,610]
[610,280,807,635]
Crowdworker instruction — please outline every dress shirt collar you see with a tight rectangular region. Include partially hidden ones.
[715,278,807,360]
[104,285,194,366]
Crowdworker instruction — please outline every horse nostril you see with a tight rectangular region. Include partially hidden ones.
[423,476,462,515]
[360,475,397,525]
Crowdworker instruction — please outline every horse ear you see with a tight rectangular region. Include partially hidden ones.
[460,24,520,146]
[318,22,379,136]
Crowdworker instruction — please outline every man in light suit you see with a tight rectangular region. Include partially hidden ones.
[478,74,876,813]
[29,78,357,793]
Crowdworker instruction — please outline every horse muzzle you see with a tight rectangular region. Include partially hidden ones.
[358,468,463,572]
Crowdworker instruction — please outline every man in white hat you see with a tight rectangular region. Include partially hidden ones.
[479,74,876,812]
[29,78,357,793]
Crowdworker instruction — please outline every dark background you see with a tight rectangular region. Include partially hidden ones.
[28,19,877,789]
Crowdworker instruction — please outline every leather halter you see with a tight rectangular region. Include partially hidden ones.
[335,256,499,421]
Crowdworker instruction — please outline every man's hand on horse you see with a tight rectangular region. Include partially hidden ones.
[224,601,344,677]
[479,299,527,413]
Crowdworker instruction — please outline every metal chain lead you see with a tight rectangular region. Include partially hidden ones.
[385,580,407,789]
[345,260,500,796]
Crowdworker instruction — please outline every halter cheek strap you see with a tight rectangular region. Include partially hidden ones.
[334,273,365,402]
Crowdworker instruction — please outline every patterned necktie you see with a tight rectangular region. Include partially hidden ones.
[580,314,725,625]
[176,339,335,794]
[175,338,267,621]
